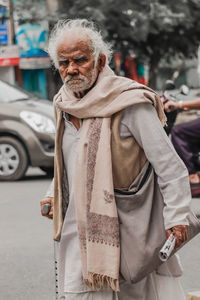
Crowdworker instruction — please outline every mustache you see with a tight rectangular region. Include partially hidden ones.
[63,75,84,84]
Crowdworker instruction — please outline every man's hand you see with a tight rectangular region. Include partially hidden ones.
[40,197,54,219]
[166,225,188,249]
[164,100,178,112]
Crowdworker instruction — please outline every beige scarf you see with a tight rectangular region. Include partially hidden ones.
[55,66,166,291]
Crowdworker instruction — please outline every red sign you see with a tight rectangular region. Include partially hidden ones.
[0,57,20,66]
[0,45,20,66]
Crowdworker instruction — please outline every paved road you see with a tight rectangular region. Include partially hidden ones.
[0,168,55,300]
[168,89,200,296]
[0,167,200,300]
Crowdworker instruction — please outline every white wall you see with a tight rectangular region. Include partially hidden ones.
[0,66,15,84]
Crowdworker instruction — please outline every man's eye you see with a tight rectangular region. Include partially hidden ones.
[59,60,69,67]
[75,57,87,64]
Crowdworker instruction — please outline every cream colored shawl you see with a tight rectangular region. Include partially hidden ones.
[54,65,166,291]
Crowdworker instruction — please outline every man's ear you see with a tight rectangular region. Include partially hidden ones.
[97,54,106,71]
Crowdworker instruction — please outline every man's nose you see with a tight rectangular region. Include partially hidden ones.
[66,62,78,75]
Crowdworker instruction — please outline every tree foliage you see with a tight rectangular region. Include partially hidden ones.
[14,0,200,87]
[57,0,200,86]
[13,0,46,23]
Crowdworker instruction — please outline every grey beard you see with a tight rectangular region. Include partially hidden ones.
[63,69,98,94]
[64,80,89,93]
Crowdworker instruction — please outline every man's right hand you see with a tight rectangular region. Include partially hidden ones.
[40,197,54,219]
[165,225,188,249]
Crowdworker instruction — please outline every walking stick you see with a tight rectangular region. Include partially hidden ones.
[42,203,59,299]
[54,241,59,300]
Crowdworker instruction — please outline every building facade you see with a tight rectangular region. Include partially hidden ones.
[0,0,62,100]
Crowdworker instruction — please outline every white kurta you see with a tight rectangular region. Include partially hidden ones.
[46,103,189,300]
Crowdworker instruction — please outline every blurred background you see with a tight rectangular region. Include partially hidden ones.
[0,0,200,99]
[1,1,200,299]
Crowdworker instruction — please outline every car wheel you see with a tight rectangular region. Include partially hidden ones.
[0,136,28,181]
[40,166,54,176]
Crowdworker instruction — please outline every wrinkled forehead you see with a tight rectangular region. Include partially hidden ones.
[57,29,94,56]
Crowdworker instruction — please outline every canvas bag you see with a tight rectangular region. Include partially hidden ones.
[115,161,200,283]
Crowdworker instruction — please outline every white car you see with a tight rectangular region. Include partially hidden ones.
[0,80,55,180]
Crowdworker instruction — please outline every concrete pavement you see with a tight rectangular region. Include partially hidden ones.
[0,167,200,299]
[0,168,55,300]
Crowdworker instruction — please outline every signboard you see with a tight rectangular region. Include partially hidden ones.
[0,19,8,44]
[15,22,48,58]
[19,56,51,69]
[0,5,8,18]
[0,45,20,66]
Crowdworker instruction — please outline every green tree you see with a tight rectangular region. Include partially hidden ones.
[13,0,46,24]
[55,0,200,87]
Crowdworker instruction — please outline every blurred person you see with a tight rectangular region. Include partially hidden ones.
[40,19,191,300]
[124,55,147,85]
[165,99,200,196]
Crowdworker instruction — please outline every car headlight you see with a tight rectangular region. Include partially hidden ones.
[20,111,55,134]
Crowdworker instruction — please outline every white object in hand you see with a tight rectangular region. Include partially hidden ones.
[159,233,176,262]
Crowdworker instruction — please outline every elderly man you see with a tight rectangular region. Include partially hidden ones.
[41,19,191,300]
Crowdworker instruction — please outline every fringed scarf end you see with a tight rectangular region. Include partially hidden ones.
[84,273,120,292]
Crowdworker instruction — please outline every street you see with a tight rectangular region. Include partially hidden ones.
[0,167,200,300]
[0,168,55,300]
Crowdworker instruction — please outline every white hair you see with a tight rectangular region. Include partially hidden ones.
[48,19,113,68]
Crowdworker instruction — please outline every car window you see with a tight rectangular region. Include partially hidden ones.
[0,81,29,102]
